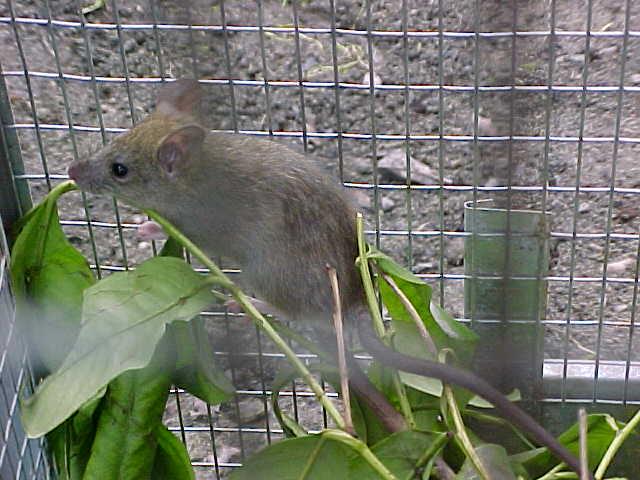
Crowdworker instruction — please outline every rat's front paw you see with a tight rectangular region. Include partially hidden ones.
[137,220,167,241]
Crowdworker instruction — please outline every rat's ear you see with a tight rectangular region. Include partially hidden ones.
[157,125,205,178]
[156,79,202,116]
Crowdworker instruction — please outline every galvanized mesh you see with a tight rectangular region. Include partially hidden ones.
[0,0,638,478]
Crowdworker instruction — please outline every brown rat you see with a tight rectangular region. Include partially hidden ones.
[68,79,585,477]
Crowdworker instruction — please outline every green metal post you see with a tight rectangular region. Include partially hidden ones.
[464,199,549,408]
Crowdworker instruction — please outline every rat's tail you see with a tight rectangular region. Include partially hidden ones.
[358,321,589,479]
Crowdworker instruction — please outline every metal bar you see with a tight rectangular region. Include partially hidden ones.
[593,0,633,402]
[365,0,380,249]
[561,0,594,402]
[328,0,344,182]
[2,16,640,39]
[436,0,446,306]
[0,70,31,234]
[5,71,640,94]
[5,0,51,191]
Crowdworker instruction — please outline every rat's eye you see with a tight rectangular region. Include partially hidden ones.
[111,162,129,179]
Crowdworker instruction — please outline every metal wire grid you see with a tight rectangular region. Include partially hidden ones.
[0,224,51,479]
[0,0,639,477]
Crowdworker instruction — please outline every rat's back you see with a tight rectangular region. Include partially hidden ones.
[199,132,364,322]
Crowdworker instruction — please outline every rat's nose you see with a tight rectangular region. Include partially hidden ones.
[67,162,81,181]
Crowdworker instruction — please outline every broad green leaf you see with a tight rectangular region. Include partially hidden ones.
[161,233,233,404]
[352,430,448,479]
[47,387,108,480]
[10,182,94,373]
[228,430,385,480]
[21,256,215,437]
[152,425,195,480]
[72,387,106,437]
[83,336,174,480]
[514,413,618,476]
[356,362,404,445]
[370,250,477,365]
[456,444,517,480]
[317,364,390,446]
[48,421,95,480]
[171,319,234,405]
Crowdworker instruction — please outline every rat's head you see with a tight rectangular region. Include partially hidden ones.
[68,79,206,209]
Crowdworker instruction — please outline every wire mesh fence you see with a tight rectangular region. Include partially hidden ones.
[0,0,639,478]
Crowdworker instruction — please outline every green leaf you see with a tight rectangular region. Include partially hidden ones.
[319,363,391,446]
[82,336,174,480]
[46,387,106,480]
[371,250,477,366]
[152,425,195,480]
[170,319,234,405]
[10,183,94,373]
[456,444,517,480]
[356,430,448,479]
[72,387,106,437]
[514,413,618,476]
[160,232,232,404]
[20,256,215,437]
[467,389,521,408]
[228,430,385,480]
[159,236,184,258]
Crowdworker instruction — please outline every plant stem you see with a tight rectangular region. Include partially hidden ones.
[464,410,536,450]
[322,430,397,480]
[578,408,589,480]
[355,213,415,428]
[378,269,438,356]
[537,463,571,480]
[594,407,640,479]
[355,213,385,337]
[415,433,449,473]
[145,209,347,431]
[327,266,354,435]
[443,383,491,480]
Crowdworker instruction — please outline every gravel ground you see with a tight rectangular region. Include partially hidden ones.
[2,0,639,477]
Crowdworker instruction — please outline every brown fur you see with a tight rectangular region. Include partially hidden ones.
[68,80,363,326]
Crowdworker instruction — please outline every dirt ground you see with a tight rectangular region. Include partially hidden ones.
[1,0,639,477]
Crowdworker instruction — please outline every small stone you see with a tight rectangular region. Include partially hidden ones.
[615,206,638,223]
[362,72,382,86]
[123,38,137,54]
[236,397,268,424]
[631,73,640,85]
[612,304,628,314]
[568,54,585,64]
[578,203,590,214]
[381,196,395,212]
[412,262,435,273]
[607,257,636,275]
[377,148,449,185]
[445,237,465,266]
[478,116,497,136]
[597,45,618,58]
